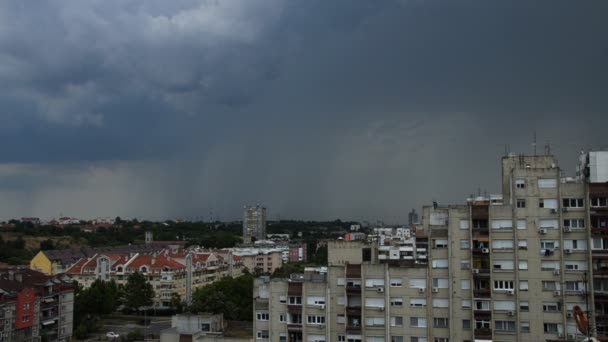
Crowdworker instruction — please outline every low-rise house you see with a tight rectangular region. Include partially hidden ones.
[160,313,251,342]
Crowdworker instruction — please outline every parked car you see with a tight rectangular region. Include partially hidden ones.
[106,332,120,339]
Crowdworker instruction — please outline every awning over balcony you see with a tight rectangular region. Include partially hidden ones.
[42,319,57,326]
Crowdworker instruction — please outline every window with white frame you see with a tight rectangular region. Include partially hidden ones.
[434,239,448,248]
[491,220,512,230]
[289,296,302,305]
[432,278,449,288]
[520,321,530,333]
[410,298,426,307]
[544,323,560,333]
[391,297,404,307]
[461,260,471,270]
[307,296,326,306]
[411,338,427,342]
[493,260,514,270]
[432,259,448,269]
[256,330,269,339]
[280,334,287,342]
[517,219,527,229]
[493,280,514,290]
[517,199,526,208]
[593,238,608,250]
[337,277,345,286]
[540,240,559,250]
[307,335,326,342]
[279,296,287,303]
[495,320,516,332]
[433,318,449,328]
[390,316,403,327]
[539,199,558,209]
[432,299,449,308]
[519,280,529,291]
[410,317,427,328]
[591,197,608,207]
[475,320,491,329]
[518,240,528,249]
[519,260,528,270]
[391,337,403,342]
[562,198,584,208]
[538,179,557,188]
[337,315,346,324]
[365,279,385,288]
[492,240,513,250]
[365,337,384,342]
[279,313,286,323]
[409,279,426,288]
[565,281,585,292]
[520,301,529,311]
[307,315,326,324]
[541,261,560,270]
[461,299,471,309]
[365,317,385,327]
[390,278,403,287]
[461,280,471,290]
[516,179,525,189]
[493,300,515,311]
[365,298,385,308]
[460,240,470,249]
[542,281,560,291]
[563,219,585,228]
[565,261,588,271]
[460,220,470,229]
[256,311,269,321]
[434,338,449,342]
[565,239,587,250]
[539,219,559,229]
[337,296,345,305]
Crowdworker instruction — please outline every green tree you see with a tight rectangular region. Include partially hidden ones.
[123,272,154,312]
[190,273,254,321]
[170,293,184,313]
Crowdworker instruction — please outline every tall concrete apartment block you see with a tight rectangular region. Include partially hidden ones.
[253,152,608,342]
[244,205,267,243]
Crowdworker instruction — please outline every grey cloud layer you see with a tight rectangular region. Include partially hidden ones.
[0,0,606,220]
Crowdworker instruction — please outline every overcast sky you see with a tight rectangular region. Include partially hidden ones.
[0,0,607,222]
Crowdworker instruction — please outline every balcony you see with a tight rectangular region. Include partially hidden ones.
[287,323,302,331]
[346,284,362,294]
[346,307,361,315]
[474,288,491,298]
[475,328,492,339]
[473,310,492,320]
[472,228,489,238]
[346,324,361,333]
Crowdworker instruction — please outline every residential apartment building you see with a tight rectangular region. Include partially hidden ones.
[243,205,267,243]
[67,249,243,307]
[253,152,607,342]
[0,268,75,342]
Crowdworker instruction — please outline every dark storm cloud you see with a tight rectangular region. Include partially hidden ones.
[0,0,606,221]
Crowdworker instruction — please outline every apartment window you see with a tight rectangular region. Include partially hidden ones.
[475,301,491,311]
[517,199,526,208]
[307,296,326,306]
[338,336,345,342]
[491,220,512,230]
[592,197,608,207]
[411,338,428,342]
[566,281,585,292]
[493,300,515,311]
[460,240,470,249]
[493,280,514,290]
[23,303,30,310]
[540,219,559,229]
[564,219,585,228]
[493,260,514,271]
[542,281,559,291]
[391,297,404,307]
[543,302,560,312]
[565,261,587,271]
[434,239,448,248]
[460,220,470,229]
[22,315,30,323]
[337,314,346,324]
[475,320,491,329]
[518,240,528,249]
[279,314,286,323]
[519,280,529,291]
[517,219,527,229]
[409,298,426,307]
[337,296,345,305]
[365,298,385,309]
[541,240,558,250]
[461,280,471,290]
[337,277,345,286]
[463,319,471,329]
[432,299,449,308]
[410,317,427,328]
[520,301,529,311]
[365,279,385,288]
[256,330,269,339]
[391,316,403,327]
[432,278,449,288]
[563,198,584,208]
[461,299,471,309]
[492,240,513,249]
[434,339,449,342]
[495,320,516,332]
[432,259,448,269]
[391,337,403,342]
[594,279,608,291]
[365,317,385,327]
[307,315,326,324]
[433,318,449,328]
[409,279,426,288]
[390,278,403,287]
[519,260,528,270]
[544,323,559,333]
[540,198,559,209]
[461,260,471,270]
[289,296,302,305]
[516,179,525,189]
[593,238,608,250]
[280,334,287,342]
[541,261,560,270]
[538,179,557,188]
[256,312,269,321]
[520,321,530,333]
[279,296,287,304]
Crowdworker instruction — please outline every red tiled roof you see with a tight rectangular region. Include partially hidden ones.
[126,254,184,270]
[66,258,89,274]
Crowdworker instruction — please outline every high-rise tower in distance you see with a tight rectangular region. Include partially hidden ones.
[243,205,267,243]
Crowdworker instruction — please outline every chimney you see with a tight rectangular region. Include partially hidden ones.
[151,255,156,265]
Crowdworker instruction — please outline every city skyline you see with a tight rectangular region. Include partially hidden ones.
[0,1,607,221]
